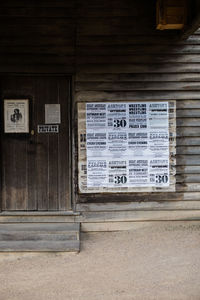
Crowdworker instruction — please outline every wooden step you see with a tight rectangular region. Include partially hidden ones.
[0,241,80,252]
[0,232,78,241]
[0,212,80,223]
[0,223,80,252]
[0,223,80,232]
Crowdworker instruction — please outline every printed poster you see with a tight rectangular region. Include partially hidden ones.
[86,102,169,188]
[4,99,29,133]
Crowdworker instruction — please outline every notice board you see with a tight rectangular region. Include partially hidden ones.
[78,101,176,193]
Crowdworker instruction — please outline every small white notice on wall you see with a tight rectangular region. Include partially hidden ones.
[45,104,61,124]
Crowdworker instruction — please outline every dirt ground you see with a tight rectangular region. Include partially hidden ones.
[0,221,200,300]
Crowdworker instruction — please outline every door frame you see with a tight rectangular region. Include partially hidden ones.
[0,73,75,212]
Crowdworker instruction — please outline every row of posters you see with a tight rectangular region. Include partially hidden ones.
[86,102,170,188]
[4,100,61,133]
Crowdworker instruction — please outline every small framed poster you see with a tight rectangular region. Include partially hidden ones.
[4,99,29,133]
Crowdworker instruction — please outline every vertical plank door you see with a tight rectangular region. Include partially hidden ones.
[0,76,71,211]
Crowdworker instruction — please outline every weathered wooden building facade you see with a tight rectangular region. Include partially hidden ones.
[0,0,200,251]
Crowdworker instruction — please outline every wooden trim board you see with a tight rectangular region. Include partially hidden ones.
[81,220,200,232]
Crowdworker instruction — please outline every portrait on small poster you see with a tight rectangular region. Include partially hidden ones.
[4,99,29,133]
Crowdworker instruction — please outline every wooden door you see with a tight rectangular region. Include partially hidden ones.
[0,76,71,211]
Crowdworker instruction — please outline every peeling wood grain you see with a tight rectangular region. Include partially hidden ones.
[76,73,200,83]
[75,92,200,102]
[77,200,200,212]
[78,210,200,222]
[81,220,200,232]
[76,82,200,92]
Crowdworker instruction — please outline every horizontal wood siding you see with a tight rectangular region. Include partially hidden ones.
[0,0,200,214]
[0,0,76,73]
[74,0,200,207]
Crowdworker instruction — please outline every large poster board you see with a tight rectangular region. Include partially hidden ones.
[78,101,176,193]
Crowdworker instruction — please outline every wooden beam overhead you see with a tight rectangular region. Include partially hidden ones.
[180,0,200,39]
[181,13,200,39]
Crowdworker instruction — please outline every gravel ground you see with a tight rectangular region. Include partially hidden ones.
[0,221,200,300]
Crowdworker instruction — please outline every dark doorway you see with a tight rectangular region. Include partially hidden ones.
[1,76,71,211]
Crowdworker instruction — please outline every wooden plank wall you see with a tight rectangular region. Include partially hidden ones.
[74,0,200,211]
[0,0,200,213]
[0,0,76,73]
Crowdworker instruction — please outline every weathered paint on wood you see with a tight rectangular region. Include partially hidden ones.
[76,200,200,212]
[0,0,200,214]
[1,76,71,211]
[73,0,200,206]
[78,210,200,222]
[0,222,80,252]
[81,221,200,232]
